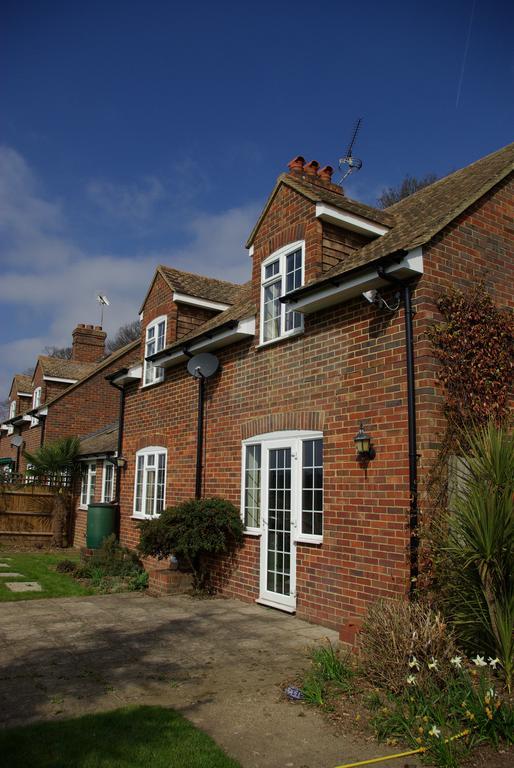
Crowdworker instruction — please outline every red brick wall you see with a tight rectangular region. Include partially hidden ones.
[117,173,512,632]
[44,344,140,444]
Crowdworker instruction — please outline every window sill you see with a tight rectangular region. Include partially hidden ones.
[243,529,262,537]
[130,514,159,520]
[294,536,323,545]
[255,329,304,350]
[140,379,165,390]
[256,597,296,614]
[78,505,88,511]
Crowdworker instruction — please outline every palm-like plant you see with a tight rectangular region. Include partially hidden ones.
[24,436,81,480]
[442,421,514,690]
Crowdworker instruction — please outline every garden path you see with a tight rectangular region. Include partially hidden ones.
[0,592,410,768]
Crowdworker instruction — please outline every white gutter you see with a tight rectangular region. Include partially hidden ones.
[43,376,78,384]
[288,248,423,315]
[110,364,143,386]
[315,203,390,237]
[155,315,256,370]
[172,292,231,312]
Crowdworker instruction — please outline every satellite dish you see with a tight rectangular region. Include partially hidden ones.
[187,353,220,379]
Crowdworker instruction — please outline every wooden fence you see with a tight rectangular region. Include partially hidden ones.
[0,482,71,546]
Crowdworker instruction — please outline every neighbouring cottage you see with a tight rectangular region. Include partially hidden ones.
[109,143,513,634]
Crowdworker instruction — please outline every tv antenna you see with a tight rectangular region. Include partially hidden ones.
[187,353,220,498]
[96,294,110,326]
[338,118,363,183]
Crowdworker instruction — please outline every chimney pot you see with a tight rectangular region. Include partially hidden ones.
[304,160,320,176]
[317,165,334,182]
[71,323,107,363]
[288,155,305,173]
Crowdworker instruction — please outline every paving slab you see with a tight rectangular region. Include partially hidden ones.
[0,592,410,768]
[0,562,12,567]
[5,581,42,592]
[0,572,23,577]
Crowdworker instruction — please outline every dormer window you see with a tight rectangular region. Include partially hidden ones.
[260,241,304,344]
[31,387,42,427]
[143,316,167,386]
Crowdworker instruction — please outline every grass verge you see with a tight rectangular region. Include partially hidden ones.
[0,551,91,601]
[0,706,241,768]
[0,705,241,767]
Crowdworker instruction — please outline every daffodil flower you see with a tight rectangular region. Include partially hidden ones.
[428,725,441,738]
[486,688,495,699]
[488,657,500,669]
[472,655,487,667]
[428,658,438,671]
[407,674,417,684]
[409,656,420,670]
[450,656,462,668]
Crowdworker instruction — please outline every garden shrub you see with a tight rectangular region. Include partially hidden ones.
[58,535,146,591]
[55,559,77,574]
[138,497,244,592]
[358,599,459,693]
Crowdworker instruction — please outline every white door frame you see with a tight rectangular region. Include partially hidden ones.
[242,430,323,614]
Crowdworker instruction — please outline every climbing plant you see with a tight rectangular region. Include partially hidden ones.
[426,284,513,428]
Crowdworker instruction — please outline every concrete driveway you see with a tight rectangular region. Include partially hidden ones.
[0,593,409,768]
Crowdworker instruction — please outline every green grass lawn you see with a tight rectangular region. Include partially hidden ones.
[0,706,242,768]
[0,551,92,602]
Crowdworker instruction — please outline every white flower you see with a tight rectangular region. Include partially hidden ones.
[409,656,420,670]
[428,725,441,738]
[428,658,439,671]
[487,688,495,699]
[450,656,463,668]
[407,674,417,685]
[472,655,487,667]
[488,657,500,669]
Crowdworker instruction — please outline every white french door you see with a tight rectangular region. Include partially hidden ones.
[259,440,298,611]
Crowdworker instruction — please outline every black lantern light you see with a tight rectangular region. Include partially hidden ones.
[354,422,375,461]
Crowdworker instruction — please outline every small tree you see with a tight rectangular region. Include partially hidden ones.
[44,345,73,359]
[138,497,244,592]
[377,173,438,208]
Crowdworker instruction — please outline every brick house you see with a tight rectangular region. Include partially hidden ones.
[110,142,513,633]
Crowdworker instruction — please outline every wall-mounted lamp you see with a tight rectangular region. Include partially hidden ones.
[362,289,401,312]
[354,422,375,461]
[116,457,127,469]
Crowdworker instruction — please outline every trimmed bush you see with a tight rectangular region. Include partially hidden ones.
[138,497,244,592]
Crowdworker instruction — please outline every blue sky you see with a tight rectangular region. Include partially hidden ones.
[1,0,513,395]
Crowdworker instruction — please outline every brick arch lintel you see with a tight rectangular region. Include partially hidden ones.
[134,435,168,452]
[241,412,324,440]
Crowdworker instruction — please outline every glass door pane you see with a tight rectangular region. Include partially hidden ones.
[266,448,291,596]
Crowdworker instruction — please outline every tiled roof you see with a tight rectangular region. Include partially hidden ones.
[41,340,140,410]
[245,172,395,247]
[37,356,97,381]
[13,375,34,394]
[158,281,255,355]
[158,266,242,305]
[297,141,514,290]
[78,423,118,457]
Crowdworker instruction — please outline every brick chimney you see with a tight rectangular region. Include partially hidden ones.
[71,324,106,363]
[287,156,342,193]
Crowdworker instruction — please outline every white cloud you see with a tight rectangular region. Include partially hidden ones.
[0,146,258,397]
[86,176,166,222]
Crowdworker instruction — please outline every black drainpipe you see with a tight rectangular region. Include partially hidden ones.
[377,268,419,595]
[39,415,46,447]
[107,379,126,506]
[195,375,205,500]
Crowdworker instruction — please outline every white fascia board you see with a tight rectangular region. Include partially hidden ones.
[36,407,48,417]
[172,291,231,312]
[157,316,256,370]
[111,364,143,386]
[17,392,32,398]
[290,248,423,315]
[315,203,389,237]
[43,376,78,384]
[248,245,254,257]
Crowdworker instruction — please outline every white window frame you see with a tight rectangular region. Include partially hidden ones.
[80,461,97,509]
[132,446,167,519]
[259,241,305,346]
[102,462,116,502]
[241,430,323,543]
[143,315,167,386]
[30,387,42,427]
[9,400,16,420]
